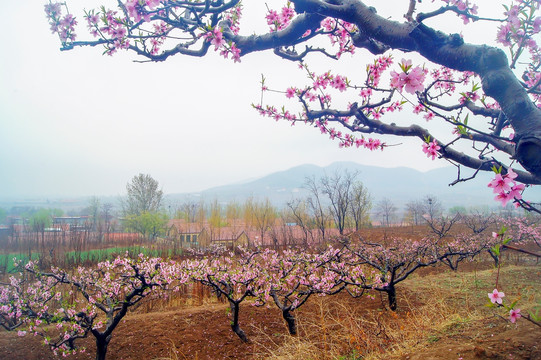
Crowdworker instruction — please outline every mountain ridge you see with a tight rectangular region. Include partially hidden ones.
[3,162,539,212]
[169,161,541,211]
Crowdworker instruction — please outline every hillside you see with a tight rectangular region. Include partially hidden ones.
[170,162,541,211]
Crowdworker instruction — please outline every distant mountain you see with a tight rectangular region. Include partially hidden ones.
[167,161,541,212]
[5,162,539,214]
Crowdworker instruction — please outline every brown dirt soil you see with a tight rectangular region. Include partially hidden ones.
[0,302,285,360]
[398,318,541,360]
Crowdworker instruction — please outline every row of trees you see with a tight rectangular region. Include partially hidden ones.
[2,172,530,245]
[3,225,518,360]
[117,171,370,242]
[301,170,372,234]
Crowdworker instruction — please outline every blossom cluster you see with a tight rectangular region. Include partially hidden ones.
[500,216,541,247]
[496,1,541,48]
[422,138,441,160]
[45,2,77,44]
[320,18,358,58]
[390,59,427,94]
[496,0,541,105]
[224,4,243,35]
[366,56,394,88]
[266,4,296,32]
[85,9,132,55]
[203,26,241,62]
[488,289,522,323]
[439,0,479,24]
[124,0,161,23]
[487,168,526,207]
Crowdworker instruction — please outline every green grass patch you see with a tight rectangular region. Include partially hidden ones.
[63,246,174,264]
[0,246,182,272]
[0,253,41,273]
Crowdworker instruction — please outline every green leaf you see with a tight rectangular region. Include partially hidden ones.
[457,125,469,136]
[530,308,540,322]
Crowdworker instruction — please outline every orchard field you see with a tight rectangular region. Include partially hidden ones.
[1,225,539,360]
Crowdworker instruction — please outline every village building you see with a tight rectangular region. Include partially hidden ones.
[167,219,347,249]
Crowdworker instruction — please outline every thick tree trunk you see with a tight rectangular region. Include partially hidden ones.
[282,309,297,335]
[95,335,111,360]
[229,300,248,342]
[231,322,248,342]
[386,285,397,311]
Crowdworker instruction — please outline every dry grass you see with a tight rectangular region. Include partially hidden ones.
[250,261,540,360]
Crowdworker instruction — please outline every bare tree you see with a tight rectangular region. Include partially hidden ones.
[375,198,397,227]
[175,200,200,223]
[86,196,101,232]
[462,210,496,235]
[425,214,462,240]
[405,200,424,226]
[422,195,443,221]
[418,195,462,239]
[286,198,313,245]
[348,181,372,231]
[304,175,331,241]
[244,197,277,246]
[101,203,114,235]
[320,170,358,235]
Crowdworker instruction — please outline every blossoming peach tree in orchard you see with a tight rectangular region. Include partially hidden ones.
[45,0,541,212]
[0,255,183,360]
[181,248,268,343]
[255,246,348,336]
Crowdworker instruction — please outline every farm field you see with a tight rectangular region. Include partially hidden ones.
[1,225,540,360]
[1,261,539,359]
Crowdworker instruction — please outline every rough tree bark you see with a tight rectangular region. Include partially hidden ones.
[228,300,248,342]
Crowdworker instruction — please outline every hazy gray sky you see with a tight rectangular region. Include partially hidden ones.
[0,1,505,198]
